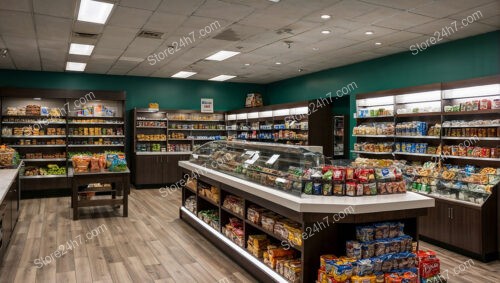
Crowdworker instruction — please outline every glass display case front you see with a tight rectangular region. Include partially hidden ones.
[189,141,325,196]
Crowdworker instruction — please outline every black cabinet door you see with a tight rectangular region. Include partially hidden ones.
[163,155,180,184]
[134,155,163,185]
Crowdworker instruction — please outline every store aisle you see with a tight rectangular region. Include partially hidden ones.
[1,188,498,283]
[0,189,256,283]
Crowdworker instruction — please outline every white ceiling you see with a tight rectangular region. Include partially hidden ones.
[0,0,498,83]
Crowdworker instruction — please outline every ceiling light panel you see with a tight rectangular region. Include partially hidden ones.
[209,75,236,81]
[78,0,114,24]
[205,51,240,61]
[69,43,94,56]
[171,71,197,78]
[66,62,86,71]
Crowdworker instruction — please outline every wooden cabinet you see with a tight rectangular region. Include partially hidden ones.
[419,196,497,261]
[134,154,191,186]
[1,176,19,261]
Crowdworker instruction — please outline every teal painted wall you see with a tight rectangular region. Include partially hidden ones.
[266,31,500,156]
[0,70,265,111]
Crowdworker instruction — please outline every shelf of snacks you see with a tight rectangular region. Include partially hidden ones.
[70,152,128,174]
[68,144,124,148]
[21,164,67,178]
[351,150,393,155]
[22,158,66,162]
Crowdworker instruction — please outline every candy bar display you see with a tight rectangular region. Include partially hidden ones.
[197,209,219,230]
[222,218,244,247]
[304,165,406,196]
[136,120,166,127]
[222,195,244,216]
[2,126,65,136]
[394,142,429,154]
[168,123,225,130]
[353,123,395,136]
[15,138,65,145]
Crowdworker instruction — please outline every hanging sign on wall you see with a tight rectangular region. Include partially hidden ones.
[201,98,214,113]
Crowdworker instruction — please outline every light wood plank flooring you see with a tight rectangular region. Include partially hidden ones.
[1,188,499,283]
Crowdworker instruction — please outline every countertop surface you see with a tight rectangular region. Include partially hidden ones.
[179,161,435,213]
[0,164,21,204]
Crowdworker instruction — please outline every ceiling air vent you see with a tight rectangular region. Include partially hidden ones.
[213,28,240,41]
[72,32,99,39]
[137,30,164,39]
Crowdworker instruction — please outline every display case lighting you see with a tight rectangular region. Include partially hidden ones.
[227,114,237,121]
[291,107,308,115]
[273,109,290,117]
[443,84,500,99]
[357,96,393,107]
[259,110,273,118]
[247,112,259,119]
[395,90,441,104]
[236,113,247,120]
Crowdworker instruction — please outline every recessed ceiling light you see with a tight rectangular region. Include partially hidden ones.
[244,63,250,66]
[209,75,236,81]
[66,62,86,72]
[205,50,240,61]
[321,14,331,20]
[375,42,382,46]
[69,43,94,56]
[321,30,331,34]
[77,0,114,24]
[365,31,374,35]
[275,62,282,65]
[268,0,280,2]
[171,71,197,78]
[312,47,319,51]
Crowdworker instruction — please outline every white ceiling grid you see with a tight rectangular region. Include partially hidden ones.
[0,0,497,83]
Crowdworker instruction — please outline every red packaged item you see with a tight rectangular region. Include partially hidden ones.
[345,167,355,180]
[385,273,402,283]
[480,99,491,110]
[346,182,356,196]
[418,250,440,279]
[332,167,345,182]
[356,168,374,183]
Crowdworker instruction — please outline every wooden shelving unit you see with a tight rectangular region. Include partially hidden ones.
[131,108,226,187]
[0,87,127,192]
[353,75,500,261]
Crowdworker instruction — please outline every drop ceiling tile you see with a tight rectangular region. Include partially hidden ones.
[157,0,205,15]
[320,1,380,19]
[194,0,255,21]
[307,37,359,52]
[67,54,91,62]
[85,58,116,73]
[127,66,157,76]
[92,47,124,61]
[0,0,31,12]
[238,11,296,30]
[8,50,41,70]
[0,10,36,37]
[391,34,451,50]
[119,0,162,11]
[143,12,187,33]
[479,15,500,28]
[324,18,368,32]
[35,15,72,42]
[98,26,139,49]
[0,37,6,48]
[108,6,153,28]
[33,0,75,18]
[0,57,15,69]
[42,63,65,72]
[122,37,163,58]
[374,12,435,30]
[360,0,435,11]
[371,45,407,55]
[406,18,457,34]
[411,0,494,18]
[443,22,497,40]
[355,6,402,24]
[449,2,500,21]
[374,31,425,45]
[342,25,399,41]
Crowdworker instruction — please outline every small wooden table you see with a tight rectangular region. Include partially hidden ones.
[70,168,130,220]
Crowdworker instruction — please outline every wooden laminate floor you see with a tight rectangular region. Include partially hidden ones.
[0,188,498,283]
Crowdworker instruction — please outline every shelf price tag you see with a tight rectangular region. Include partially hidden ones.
[192,154,198,159]
[265,154,280,165]
[244,153,260,165]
